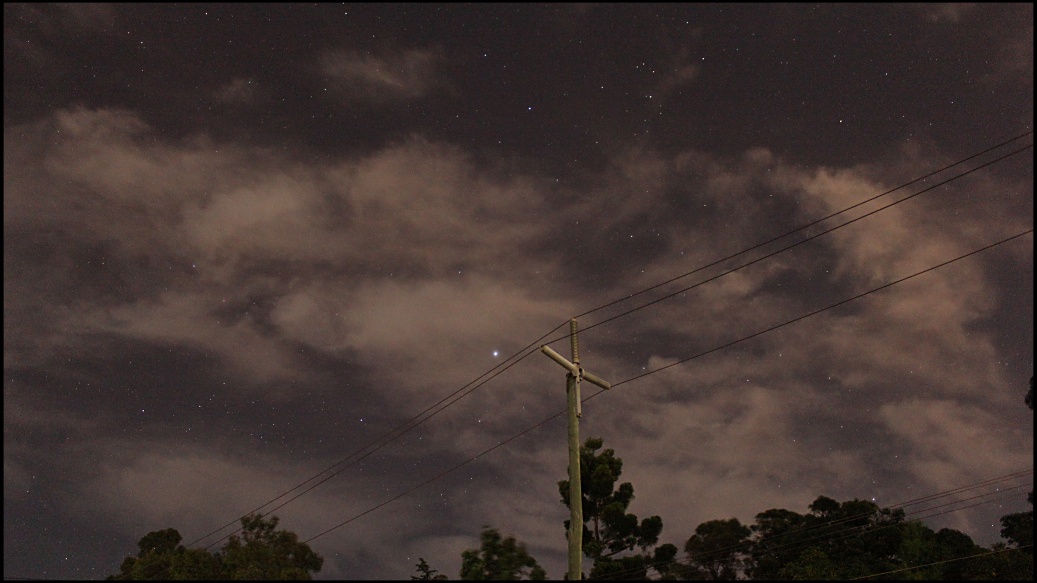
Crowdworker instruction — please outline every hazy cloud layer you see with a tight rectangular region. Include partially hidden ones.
[4,4,1032,580]
[321,47,451,103]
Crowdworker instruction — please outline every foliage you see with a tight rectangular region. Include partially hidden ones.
[412,557,448,580]
[697,493,1037,581]
[107,527,222,581]
[886,521,987,580]
[107,514,322,580]
[987,374,1033,579]
[138,528,183,556]
[557,437,676,579]
[459,526,546,580]
[650,543,681,580]
[744,496,906,580]
[586,554,648,580]
[745,508,808,578]
[682,518,751,580]
[221,514,324,579]
[776,546,839,580]
[973,542,1035,580]
[999,502,1033,549]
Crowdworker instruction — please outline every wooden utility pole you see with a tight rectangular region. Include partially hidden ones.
[541,318,611,581]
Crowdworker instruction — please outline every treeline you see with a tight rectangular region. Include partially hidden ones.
[417,436,1032,580]
[107,514,323,580]
[418,379,1035,580]
[109,381,1033,580]
[107,438,1032,580]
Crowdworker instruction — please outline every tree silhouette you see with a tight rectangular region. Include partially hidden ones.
[412,557,448,580]
[107,514,322,580]
[558,437,677,579]
[460,526,546,580]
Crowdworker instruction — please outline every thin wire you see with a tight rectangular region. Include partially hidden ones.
[604,482,1032,580]
[850,544,1033,580]
[209,346,549,545]
[179,133,1034,551]
[137,328,567,581]
[572,130,1033,322]
[120,321,572,583]
[908,481,1032,519]
[625,470,1035,576]
[597,474,1032,579]
[611,228,1033,388]
[303,409,568,544]
[735,484,1030,568]
[643,537,1033,582]
[894,469,1035,509]
[192,322,569,553]
[299,229,1033,546]
[166,133,1033,571]
[542,142,1034,350]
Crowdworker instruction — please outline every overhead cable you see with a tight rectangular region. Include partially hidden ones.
[301,228,1033,545]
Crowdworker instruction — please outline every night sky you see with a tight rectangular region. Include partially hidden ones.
[3,4,1033,580]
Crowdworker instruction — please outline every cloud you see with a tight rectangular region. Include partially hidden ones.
[919,3,978,23]
[875,396,1032,536]
[4,105,1031,578]
[272,277,566,361]
[536,141,1029,549]
[879,398,1031,485]
[4,109,568,379]
[80,290,299,383]
[985,18,1033,88]
[656,56,700,99]
[213,78,259,105]
[320,47,451,103]
[75,440,426,579]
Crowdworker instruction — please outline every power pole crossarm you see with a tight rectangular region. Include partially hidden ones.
[540,318,611,581]
[539,345,612,391]
[580,369,611,391]
[541,345,578,375]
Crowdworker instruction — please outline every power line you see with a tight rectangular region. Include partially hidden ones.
[651,470,1035,572]
[908,481,1032,520]
[184,320,569,553]
[743,493,1027,575]
[135,335,565,582]
[642,524,1031,582]
[571,130,1033,322]
[302,406,572,543]
[772,472,1035,551]
[541,142,1033,350]
[179,132,1033,554]
[300,227,1033,545]
[896,469,1035,510]
[138,149,1032,579]
[610,228,1033,388]
[593,467,1033,578]
[601,479,1033,580]
[294,136,1033,550]
[850,544,1033,580]
[140,131,1032,583]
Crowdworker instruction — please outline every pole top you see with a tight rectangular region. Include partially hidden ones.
[569,318,580,365]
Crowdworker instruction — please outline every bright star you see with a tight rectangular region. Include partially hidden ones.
[492,350,499,358]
